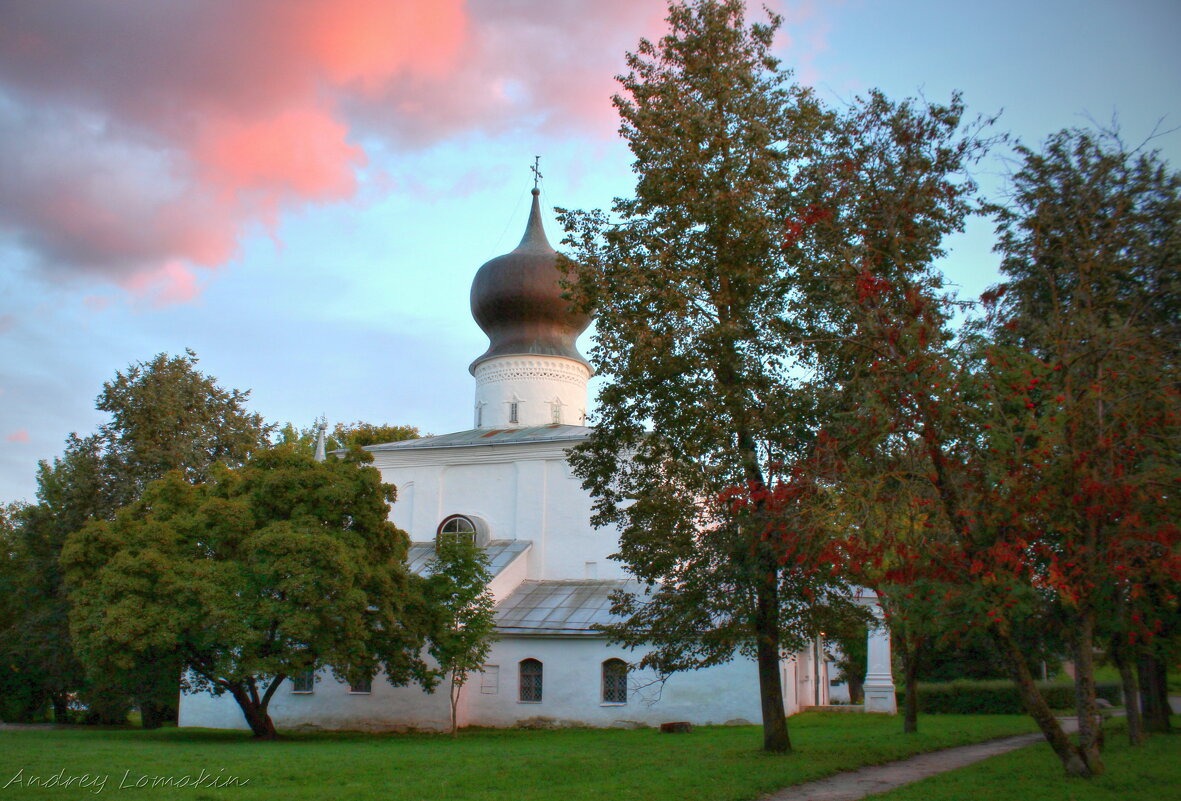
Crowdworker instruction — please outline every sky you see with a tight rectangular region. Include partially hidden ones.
[1,0,1179,504]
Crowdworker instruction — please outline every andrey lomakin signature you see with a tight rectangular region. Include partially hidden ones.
[3,767,250,794]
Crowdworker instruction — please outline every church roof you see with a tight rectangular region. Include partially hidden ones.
[468,188,591,373]
[406,539,531,578]
[365,424,592,452]
[495,579,640,636]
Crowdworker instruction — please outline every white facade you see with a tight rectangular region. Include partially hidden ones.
[473,355,591,429]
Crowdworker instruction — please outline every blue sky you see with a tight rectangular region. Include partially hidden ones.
[1,0,1178,503]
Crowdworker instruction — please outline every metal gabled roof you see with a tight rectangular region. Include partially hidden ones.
[494,579,641,636]
[364,424,592,452]
[406,539,531,578]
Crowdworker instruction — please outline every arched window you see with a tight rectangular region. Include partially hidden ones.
[437,514,490,547]
[438,515,477,545]
[602,659,628,704]
[519,658,543,703]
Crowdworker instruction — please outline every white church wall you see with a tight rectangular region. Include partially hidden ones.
[372,442,624,579]
[177,637,798,733]
[440,461,518,538]
[473,355,591,429]
[179,670,455,733]
[463,638,765,728]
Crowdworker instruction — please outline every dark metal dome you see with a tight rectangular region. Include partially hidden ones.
[469,189,592,373]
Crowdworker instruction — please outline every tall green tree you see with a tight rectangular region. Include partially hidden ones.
[9,351,273,727]
[425,537,497,737]
[62,447,434,739]
[559,0,859,753]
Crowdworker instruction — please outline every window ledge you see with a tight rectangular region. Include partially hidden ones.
[517,700,542,704]
[291,691,314,695]
[600,702,627,707]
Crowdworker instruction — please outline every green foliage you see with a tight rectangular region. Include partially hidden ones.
[97,349,272,503]
[899,680,1124,715]
[274,419,421,456]
[0,443,122,724]
[61,447,432,738]
[4,351,274,727]
[425,538,497,735]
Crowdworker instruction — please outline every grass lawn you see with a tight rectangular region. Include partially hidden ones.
[867,723,1181,801]
[0,712,1035,801]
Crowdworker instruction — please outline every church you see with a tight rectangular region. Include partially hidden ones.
[178,185,896,732]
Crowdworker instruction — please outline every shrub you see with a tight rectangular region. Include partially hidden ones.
[898,679,1123,714]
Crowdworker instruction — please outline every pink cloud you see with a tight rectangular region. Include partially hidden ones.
[0,1,833,305]
[123,260,202,308]
[6,429,30,443]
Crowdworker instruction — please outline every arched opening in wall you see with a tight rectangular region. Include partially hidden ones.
[437,514,491,547]
[519,658,543,703]
[601,658,628,704]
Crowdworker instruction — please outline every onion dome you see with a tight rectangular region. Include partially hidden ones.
[469,188,592,373]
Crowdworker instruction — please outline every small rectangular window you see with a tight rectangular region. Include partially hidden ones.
[480,665,499,695]
[509,402,519,424]
[291,670,315,693]
[349,676,372,694]
[551,405,561,424]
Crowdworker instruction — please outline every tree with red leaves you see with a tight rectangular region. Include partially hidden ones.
[981,128,1181,755]
[805,121,1179,777]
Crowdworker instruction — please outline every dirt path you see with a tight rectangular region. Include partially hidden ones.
[762,719,1081,801]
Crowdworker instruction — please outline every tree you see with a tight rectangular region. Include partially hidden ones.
[804,118,1179,777]
[982,127,1181,754]
[97,349,271,505]
[5,351,274,728]
[0,437,133,724]
[274,419,421,455]
[425,537,497,737]
[62,447,434,739]
[558,0,861,753]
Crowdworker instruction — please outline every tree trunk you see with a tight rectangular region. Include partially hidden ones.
[51,693,71,724]
[754,573,791,753]
[450,671,461,738]
[902,646,919,734]
[1071,614,1105,775]
[848,673,864,705]
[138,698,166,730]
[992,626,1090,777]
[1112,640,1144,746]
[1139,653,1173,734]
[228,681,280,740]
